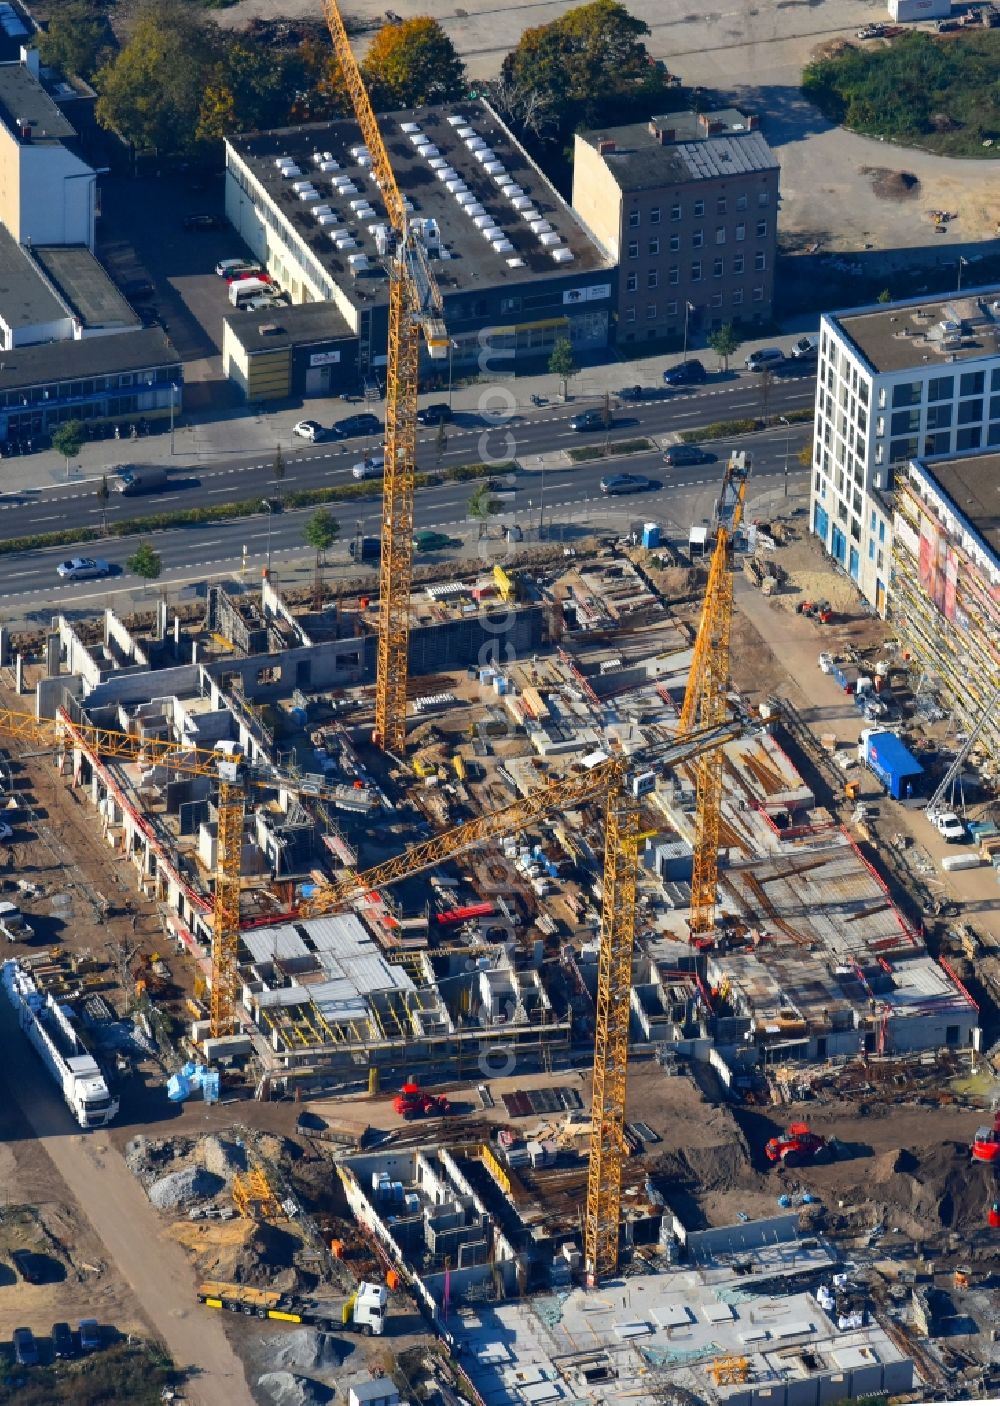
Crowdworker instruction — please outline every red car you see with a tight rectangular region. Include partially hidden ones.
[226,269,268,285]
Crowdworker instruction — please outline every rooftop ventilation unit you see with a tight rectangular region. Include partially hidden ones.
[447,115,468,127]
[350,145,370,161]
[316,213,339,227]
[491,168,509,184]
[422,144,440,158]
[495,239,515,253]
[484,228,506,243]
[473,214,496,229]
[446,179,467,195]
[539,231,562,247]
[400,122,422,134]
[332,173,354,188]
[456,191,476,207]
[506,257,527,268]
[511,196,533,211]
[465,137,487,151]
[280,164,302,179]
[551,248,574,263]
[276,156,296,169]
[349,197,370,211]
[348,253,369,272]
[428,156,448,170]
[436,167,459,182]
[291,179,313,192]
[530,219,553,235]
[456,126,475,139]
[317,159,340,173]
[410,133,429,146]
[335,235,358,251]
[484,161,505,176]
[338,182,360,195]
[297,188,320,201]
[465,203,486,218]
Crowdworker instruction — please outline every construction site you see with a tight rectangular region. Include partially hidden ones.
[0,5,997,1406]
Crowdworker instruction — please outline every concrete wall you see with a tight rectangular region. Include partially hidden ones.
[571,136,622,259]
[19,146,96,249]
[85,663,203,708]
[683,1212,799,1258]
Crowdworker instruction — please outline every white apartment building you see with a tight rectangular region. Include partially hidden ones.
[809,287,1000,614]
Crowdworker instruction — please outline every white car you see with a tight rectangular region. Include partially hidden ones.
[215,258,255,277]
[818,652,835,674]
[292,420,326,443]
[57,557,111,581]
[933,812,966,843]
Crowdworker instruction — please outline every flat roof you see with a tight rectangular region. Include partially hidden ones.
[0,59,75,143]
[0,223,65,329]
[578,109,779,191]
[833,288,1000,374]
[0,326,179,391]
[915,449,1000,557]
[32,247,137,329]
[224,299,354,354]
[0,5,36,65]
[228,101,610,310]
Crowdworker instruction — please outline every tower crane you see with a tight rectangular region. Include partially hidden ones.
[677,450,751,941]
[323,0,449,755]
[300,716,747,1281]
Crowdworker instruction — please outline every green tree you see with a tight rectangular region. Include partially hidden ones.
[52,420,84,478]
[548,338,578,400]
[303,508,339,603]
[126,541,162,583]
[39,0,110,81]
[362,17,466,107]
[708,323,741,372]
[95,2,220,155]
[434,421,449,467]
[272,444,286,503]
[468,481,502,539]
[877,288,892,303]
[96,474,110,533]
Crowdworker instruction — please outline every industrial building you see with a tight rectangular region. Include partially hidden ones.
[572,109,780,346]
[809,286,1000,613]
[223,101,614,394]
[891,448,1000,762]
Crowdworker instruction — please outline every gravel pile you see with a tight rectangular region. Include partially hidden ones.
[148,1166,224,1211]
[268,1328,346,1377]
[257,1371,333,1406]
[199,1134,248,1183]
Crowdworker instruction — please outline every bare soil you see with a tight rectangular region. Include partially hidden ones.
[860,167,921,200]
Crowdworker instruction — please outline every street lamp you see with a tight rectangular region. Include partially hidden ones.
[169,382,179,455]
[779,415,791,499]
[265,499,273,574]
[447,339,457,410]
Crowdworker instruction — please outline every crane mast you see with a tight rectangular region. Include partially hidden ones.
[323,0,447,755]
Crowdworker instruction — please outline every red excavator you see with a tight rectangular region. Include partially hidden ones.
[393,1079,451,1120]
[765,1122,829,1168]
[971,1111,1000,1164]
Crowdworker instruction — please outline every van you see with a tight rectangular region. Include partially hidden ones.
[114,465,169,496]
[349,536,381,562]
[745,347,784,371]
[229,278,270,307]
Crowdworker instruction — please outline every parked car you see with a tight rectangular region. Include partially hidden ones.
[183,213,224,231]
[745,347,784,372]
[57,557,112,582]
[352,455,385,480]
[412,529,451,552]
[292,420,326,443]
[12,1328,38,1367]
[51,1322,75,1360]
[416,402,452,426]
[215,258,256,277]
[790,334,819,360]
[334,412,383,437]
[242,295,280,313]
[569,409,611,431]
[933,812,967,843]
[663,443,713,466]
[78,1319,101,1354]
[662,358,706,387]
[122,278,154,301]
[600,473,651,495]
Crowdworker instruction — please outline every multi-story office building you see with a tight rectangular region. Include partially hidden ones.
[809,288,1000,613]
[572,109,780,347]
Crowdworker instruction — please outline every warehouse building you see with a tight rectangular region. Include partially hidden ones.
[222,301,358,401]
[892,448,1000,761]
[809,287,1000,613]
[572,108,780,346]
[223,101,614,393]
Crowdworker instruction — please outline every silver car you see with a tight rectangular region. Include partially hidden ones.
[57,557,111,581]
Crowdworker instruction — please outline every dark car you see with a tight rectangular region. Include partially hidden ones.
[12,1328,38,1367]
[663,443,714,466]
[183,213,224,231]
[349,536,381,562]
[334,412,383,438]
[78,1319,101,1354]
[122,278,155,301]
[600,473,651,496]
[416,402,452,426]
[662,358,707,387]
[51,1322,75,1360]
[618,384,655,402]
[569,409,612,432]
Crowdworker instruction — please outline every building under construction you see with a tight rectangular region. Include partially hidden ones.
[891,449,1000,767]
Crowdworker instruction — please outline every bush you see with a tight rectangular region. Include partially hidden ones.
[568,440,651,463]
[680,418,758,443]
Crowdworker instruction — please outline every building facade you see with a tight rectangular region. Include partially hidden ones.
[572,110,780,347]
[809,288,1000,613]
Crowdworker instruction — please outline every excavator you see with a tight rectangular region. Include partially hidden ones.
[971,1110,1000,1164]
[393,1079,451,1120]
[765,1122,829,1168]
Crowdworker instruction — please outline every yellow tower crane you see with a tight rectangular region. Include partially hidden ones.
[299,717,746,1281]
[324,0,449,756]
[677,450,751,940]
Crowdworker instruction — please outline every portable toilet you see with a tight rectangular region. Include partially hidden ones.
[642,522,660,550]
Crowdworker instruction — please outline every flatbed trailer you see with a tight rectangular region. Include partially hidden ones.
[197,1279,387,1334]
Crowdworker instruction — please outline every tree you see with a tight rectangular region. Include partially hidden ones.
[797,443,813,469]
[758,367,773,427]
[52,420,84,478]
[272,444,286,503]
[39,0,110,81]
[434,422,449,467]
[126,541,162,584]
[549,338,578,400]
[303,508,339,605]
[96,474,110,533]
[468,481,502,539]
[877,288,892,303]
[708,323,741,372]
[363,18,466,107]
[95,2,221,155]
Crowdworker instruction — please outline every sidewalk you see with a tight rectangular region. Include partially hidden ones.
[0,329,818,498]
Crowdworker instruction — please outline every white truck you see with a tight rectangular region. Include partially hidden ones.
[197,1279,388,1334]
[2,960,118,1128]
[0,901,33,943]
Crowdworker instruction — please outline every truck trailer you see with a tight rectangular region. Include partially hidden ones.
[857,729,924,800]
[2,960,118,1129]
[197,1279,388,1335]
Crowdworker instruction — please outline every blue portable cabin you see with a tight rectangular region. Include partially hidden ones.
[863,731,924,800]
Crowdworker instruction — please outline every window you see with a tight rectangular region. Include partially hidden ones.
[754,251,766,271]
[629,209,640,228]
[692,230,704,248]
[715,226,726,244]
[758,190,770,206]
[889,436,918,462]
[669,234,680,252]
[891,380,922,407]
[650,206,661,224]
[732,289,743,305]
[960,370,985,396]
[735,223,746,241]
[926,402,952,430]
[924,431,952,456]
[711,292,723,308]
[627,240,638,258]
[956,425,982,450]
[988,421,1000,446]
[752,285,764,302]
[624,306,636,322]
[716,197,727,215]
[736,193,748,210]
[691,262,702,282]
[958,398,983,424]
[928,374,954,401]
[667,300,678,315]
[868,540,875,562]
[733,253,744,274]
[648,238,659,256]
[671,203,681,221]
[669,266,679,285]
[646,302,657,319]
[694,199,705,217]
[647,270,658,288]
[869,509,877,532]
[626,273,638,293]
[755,219,768,237]
[713,257,724,278]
